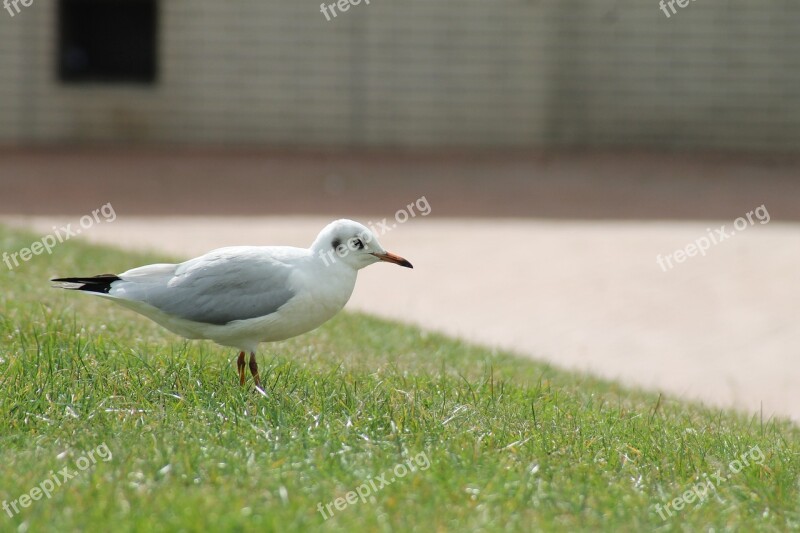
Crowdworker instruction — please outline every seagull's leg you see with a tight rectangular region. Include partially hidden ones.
[249,352,261,389]
[237,351,246,386]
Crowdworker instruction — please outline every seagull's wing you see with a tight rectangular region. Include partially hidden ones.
[110,247,299,325]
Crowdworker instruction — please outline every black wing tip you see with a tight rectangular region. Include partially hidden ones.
[51,274,121,294]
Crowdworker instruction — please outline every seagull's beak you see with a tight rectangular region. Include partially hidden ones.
[372,251,413,269]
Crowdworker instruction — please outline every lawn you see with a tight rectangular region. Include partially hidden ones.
[0,224,798,532]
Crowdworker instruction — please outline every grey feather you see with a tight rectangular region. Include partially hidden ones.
[110,247,298,325]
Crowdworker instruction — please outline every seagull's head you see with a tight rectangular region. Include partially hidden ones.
[312,219,413,270]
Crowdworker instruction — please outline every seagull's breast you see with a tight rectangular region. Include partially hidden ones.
[273,266,356,338]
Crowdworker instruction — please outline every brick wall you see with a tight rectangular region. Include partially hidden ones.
[0,0,798,150]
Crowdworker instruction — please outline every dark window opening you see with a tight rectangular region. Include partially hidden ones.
[58,0,158,84]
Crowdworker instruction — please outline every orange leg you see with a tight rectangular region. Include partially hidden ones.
[249,352,261,389]
[237,351,246,386]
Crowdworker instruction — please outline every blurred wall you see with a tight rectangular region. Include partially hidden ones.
[0,0,798,150]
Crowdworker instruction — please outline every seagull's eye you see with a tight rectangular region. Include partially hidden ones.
[352,238,364,250]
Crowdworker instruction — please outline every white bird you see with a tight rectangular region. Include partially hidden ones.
[51,219,413,388]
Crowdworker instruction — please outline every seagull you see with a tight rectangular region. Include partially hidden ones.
[51,219,412,388]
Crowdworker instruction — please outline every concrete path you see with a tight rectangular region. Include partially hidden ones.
[3,214,798,423]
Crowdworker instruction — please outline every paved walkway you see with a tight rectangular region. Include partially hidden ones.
[2,148,798,423]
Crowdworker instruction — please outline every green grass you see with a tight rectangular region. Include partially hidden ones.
[0,223,798,532]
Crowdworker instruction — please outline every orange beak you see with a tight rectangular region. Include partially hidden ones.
[372,251,413,269]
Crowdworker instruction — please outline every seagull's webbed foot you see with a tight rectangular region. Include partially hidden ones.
[249,352,262,389]
[237,351,246,386]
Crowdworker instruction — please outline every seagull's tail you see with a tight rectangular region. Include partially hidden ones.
[50,274,121,294]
